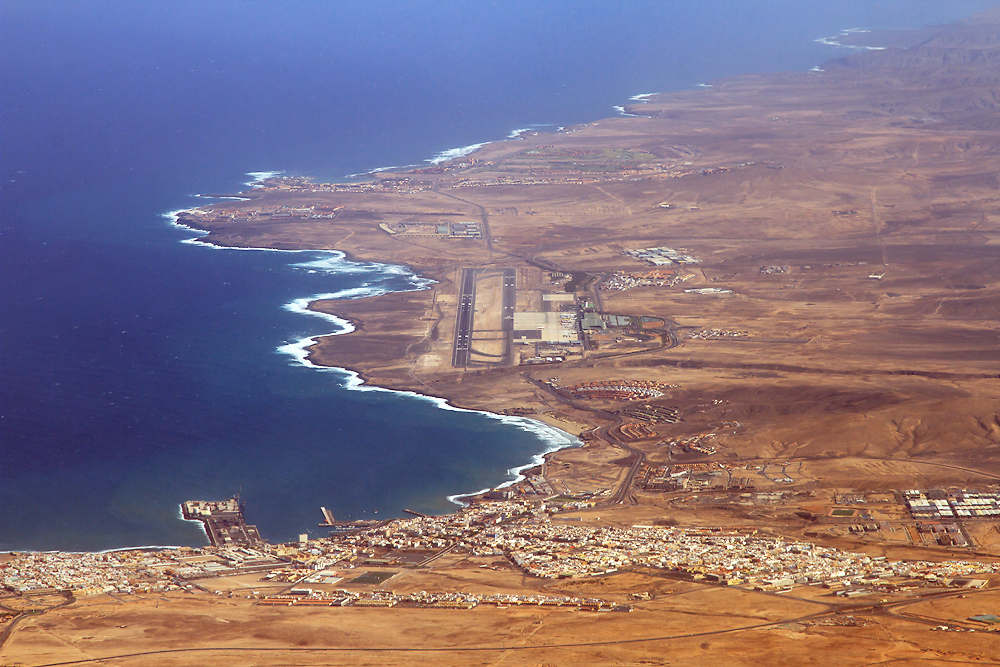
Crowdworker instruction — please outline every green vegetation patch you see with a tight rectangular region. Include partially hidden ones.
[347,570,397,585]
[830,508,857,517]
[563,272,593,293]
[970,615,1000,624]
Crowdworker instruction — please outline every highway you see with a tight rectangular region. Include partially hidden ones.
[42,587,1000,665]
[0,590,74,651]
[452,268,477,367]
[595,421,646,506]
[16,561,1000,667]
[521,374,644,506]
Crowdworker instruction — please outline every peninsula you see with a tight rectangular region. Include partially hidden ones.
[4,10,1000,666]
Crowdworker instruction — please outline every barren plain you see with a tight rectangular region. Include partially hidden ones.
[4,10,1000,667]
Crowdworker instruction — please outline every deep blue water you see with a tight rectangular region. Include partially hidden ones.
[3,0,997,551]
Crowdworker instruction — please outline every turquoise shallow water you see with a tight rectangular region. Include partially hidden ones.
[3,0,996,551]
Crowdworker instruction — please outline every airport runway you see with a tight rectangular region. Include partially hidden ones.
[501,268,516,364]
[501,268,516,331]
[452,268,477,367]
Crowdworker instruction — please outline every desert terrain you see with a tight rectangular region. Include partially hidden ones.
[174,9,1000,487]
[4,10,1000,667]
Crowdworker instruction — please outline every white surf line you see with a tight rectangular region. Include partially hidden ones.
[165,179,581,516]
[427,142,488,164]
[244,170,285,187]
[814,27,886,51]
[613,105,652,119]
[279,293,582,509]
[14,545,188,555]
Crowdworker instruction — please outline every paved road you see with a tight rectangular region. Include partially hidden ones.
[433,180,494,252]
[522,374,644,505]
[600,423,646,506]
[34,586,927,666]
[589,272,606,312]
[452,268,477,367]
[0,590,74,650]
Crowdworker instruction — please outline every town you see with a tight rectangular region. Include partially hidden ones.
[5,493,1000,604]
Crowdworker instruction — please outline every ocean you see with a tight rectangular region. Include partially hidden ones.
[2,0,996,552]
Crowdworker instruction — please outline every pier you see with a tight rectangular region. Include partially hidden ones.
[181,496,263,548]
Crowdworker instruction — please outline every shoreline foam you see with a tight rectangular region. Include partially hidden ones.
[613,105,651,119]
[345,163,423,178]
[814,27,886,51]
[167,178,582,521]
[507,124,554,139]
[178,505,212,544]
[244,170,285,187]
[278,285,582,507]
[427,142,488,164]
[344,124,556,176]
[16,545,188,556]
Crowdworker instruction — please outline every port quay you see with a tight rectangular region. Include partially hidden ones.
[4,495,1000,606]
